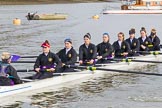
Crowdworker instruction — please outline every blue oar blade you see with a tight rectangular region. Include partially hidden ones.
[11,55,21,61]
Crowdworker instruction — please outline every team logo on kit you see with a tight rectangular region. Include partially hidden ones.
[122,45,125,49]
[68,54,72,58]
[48,58,53,62]
[90,49,93,53]
[145,41,148,45]
[105,48,108,52]
[133,43,136,46]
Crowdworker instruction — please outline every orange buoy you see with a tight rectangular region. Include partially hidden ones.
[92,15,99,19]
[13,18,21,25]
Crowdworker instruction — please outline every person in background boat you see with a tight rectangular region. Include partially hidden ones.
[96,33,113,63]
[79,33,97,66]
[57,38,77,72]
[113,32,130,58]
[126,28,140,56]
[33,40,62,79]
[148,28,160,51]
[0,52,22,86]
[27,12,37,20]
[138,27,152,51]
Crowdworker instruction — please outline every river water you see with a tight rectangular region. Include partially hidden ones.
[0,2,162,108]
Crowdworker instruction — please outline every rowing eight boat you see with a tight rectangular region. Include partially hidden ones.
[0,54,162,98]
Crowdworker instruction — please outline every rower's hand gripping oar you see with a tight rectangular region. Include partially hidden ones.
[67,65,162,76]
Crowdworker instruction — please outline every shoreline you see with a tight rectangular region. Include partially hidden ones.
[0,0,115,5]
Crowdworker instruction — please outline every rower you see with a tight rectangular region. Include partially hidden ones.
[138,27,152,51]
[148,28,160,51]
[33,40,62,79]
[96,33,113,63]
[57,38,77,72]
[113,32,130,58]
[0,52,22,86]
[126,28,140,56]
[79,33,97,66]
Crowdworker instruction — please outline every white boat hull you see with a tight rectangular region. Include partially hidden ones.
[128,6,162,10]
[0,54,162,98]
[103,10,162,14]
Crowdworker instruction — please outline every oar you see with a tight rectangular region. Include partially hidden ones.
[106,58,162,64]
[9,55,37,62]
[17,69,93,75]
[17,69,34,72]
[11,54,38,60]
[12,61,35,63]
[17,68,55,72]
[11,58,162,64]
[135,51,162,55]
[67,65,162,76]
[20,55,38,58]
[160,44,162,48]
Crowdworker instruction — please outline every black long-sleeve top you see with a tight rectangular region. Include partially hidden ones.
[57,47,77,65]
[138,37,152,51]
[79,43,97,61]
[34,51,62,72]
[113,41,131,58]
[148,35,160,51]
[96,42,113,58]
[126,38,140,56]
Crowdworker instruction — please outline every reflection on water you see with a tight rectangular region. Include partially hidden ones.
[79,76,113,94]
[30,88,78,108]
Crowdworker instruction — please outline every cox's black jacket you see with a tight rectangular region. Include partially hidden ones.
[0,63,21,85]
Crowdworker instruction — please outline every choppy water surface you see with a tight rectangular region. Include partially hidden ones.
[0,2,162,108]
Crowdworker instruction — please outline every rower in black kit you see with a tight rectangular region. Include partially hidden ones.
[57,38,77,72]
[126,28,140,56]
[79,33,97,66]
[33,40,62,79]
[96,33,113,63]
